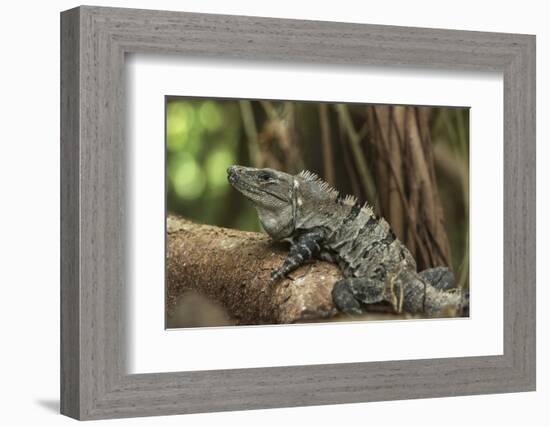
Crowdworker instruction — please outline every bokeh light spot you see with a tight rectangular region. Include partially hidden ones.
[167,102,195,151]
[199,101,223,132]
[206,147,234,195]
[171,154,206,200]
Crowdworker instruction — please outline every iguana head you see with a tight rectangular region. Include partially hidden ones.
[227,165,341,240]
[227,165,295,239]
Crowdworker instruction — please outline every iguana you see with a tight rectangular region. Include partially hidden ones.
[227,165,468,317]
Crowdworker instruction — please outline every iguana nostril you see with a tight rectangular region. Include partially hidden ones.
[227,166,237,183]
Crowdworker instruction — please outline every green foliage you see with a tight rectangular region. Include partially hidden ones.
[166,98,260,231]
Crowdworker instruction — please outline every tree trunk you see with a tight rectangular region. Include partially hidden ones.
[366,106,452,271]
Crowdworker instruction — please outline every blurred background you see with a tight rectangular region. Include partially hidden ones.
[166,97,469,327]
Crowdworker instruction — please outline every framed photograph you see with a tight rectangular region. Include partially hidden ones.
[60,6,535,420]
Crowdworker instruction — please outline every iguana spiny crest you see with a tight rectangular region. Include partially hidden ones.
[227,165,467,316]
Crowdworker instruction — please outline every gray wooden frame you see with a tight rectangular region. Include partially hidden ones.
[60,5,536,420]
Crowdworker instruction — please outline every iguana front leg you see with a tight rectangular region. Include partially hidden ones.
[270,228,325,284]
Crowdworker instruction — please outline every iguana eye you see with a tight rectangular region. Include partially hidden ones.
[258,171,272,181]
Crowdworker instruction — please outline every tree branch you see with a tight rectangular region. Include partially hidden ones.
[166,215,341,325]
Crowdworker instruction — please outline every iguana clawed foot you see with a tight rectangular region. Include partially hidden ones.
[269,268,286,285]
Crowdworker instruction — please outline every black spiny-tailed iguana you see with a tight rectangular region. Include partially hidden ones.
[227,165,468,317]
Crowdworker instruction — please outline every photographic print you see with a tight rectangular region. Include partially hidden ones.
[165,97,469,328]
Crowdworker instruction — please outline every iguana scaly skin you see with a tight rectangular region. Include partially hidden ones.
[227,165,468,316]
